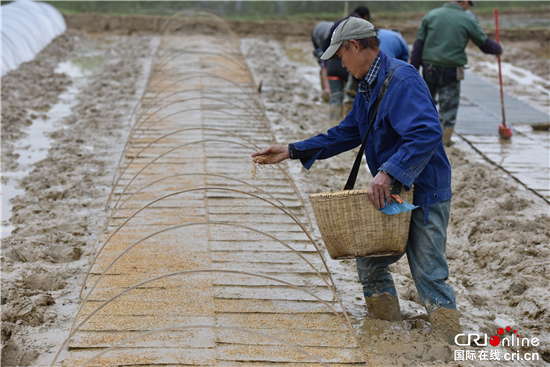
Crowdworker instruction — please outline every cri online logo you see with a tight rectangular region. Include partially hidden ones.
[491,326,517,346]
[455,326,540,348]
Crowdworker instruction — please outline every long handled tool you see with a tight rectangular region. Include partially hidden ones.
[495,8,512,139]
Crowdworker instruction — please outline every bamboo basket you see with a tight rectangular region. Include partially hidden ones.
[309,186,414,260]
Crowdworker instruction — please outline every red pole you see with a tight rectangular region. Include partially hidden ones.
[495,8,512,138]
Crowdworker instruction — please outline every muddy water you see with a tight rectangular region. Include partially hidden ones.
[3,81,81,237]
[241,37,550,366]
[1,50,105,232]
[1,53,111,236]
[1,32,159,366]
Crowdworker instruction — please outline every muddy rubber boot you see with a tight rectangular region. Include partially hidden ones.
[345,75,358,98]
[442,126,454,146]
[320,74,329,103]
[364,293,402,321]
[429,307,462,345]
[329,104,343,121]
[342,94,354,116]
[342,101,353,117]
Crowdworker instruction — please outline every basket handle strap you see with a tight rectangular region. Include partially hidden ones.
[343,66,402,191]
[391,181,403,195]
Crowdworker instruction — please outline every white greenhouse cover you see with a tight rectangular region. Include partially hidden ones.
[1,1,66,76]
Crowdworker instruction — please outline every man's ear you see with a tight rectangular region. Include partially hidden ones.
[350,39,360,53]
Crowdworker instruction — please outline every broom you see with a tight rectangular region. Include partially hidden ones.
[495,8,512,139]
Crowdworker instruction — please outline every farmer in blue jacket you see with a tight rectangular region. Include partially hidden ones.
[252,17,460,344]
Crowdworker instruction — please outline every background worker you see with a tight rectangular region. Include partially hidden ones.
[311,21,334,102]
[252,17,461,345]
[377,29,409,62]
[340,28,411,115]
[323,5,370,120]
[322,6,410,119]
[410,0,502,145]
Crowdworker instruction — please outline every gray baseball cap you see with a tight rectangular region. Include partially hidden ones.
[321,17,378,60]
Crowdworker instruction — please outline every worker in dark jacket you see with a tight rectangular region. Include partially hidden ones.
[311,21,334,102]
[411,1,502,145]
[252,17,461,345]
[325,6,411,120]
[324,6,370,120]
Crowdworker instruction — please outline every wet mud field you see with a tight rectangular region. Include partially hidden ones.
[1,15,549,367]
[1,30,159,366]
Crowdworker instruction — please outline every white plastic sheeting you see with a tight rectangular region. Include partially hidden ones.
[1,1,66,76]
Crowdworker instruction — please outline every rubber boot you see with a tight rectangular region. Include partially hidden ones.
[429,307,462,345]
[364,293,402,321]
[320,74,329,103]
[442,126,454,146]
[342,94,354,116]
[329,104,343,121]
[342,101,353,117]
[345,75,359,98]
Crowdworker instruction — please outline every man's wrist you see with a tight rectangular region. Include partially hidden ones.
[380,170,394,180]
[288,143,322,160]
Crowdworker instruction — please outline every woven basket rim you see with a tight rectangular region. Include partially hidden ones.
[309,188,369,200]
[309,184,414,201]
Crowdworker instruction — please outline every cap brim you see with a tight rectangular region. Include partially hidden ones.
[321,42,342,60]
[468,0,475,5]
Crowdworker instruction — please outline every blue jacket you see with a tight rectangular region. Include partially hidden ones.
[293,52,452,222]
[378,29,410,62]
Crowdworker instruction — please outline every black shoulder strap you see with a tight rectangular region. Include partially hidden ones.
[343,66,401,191]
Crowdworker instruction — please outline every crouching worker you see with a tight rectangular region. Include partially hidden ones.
[252,17,461,344]
[311,21,333,102]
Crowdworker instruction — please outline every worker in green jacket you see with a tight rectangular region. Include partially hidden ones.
[410,1,502,145]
